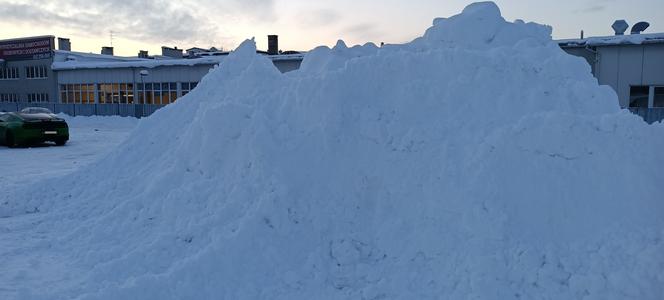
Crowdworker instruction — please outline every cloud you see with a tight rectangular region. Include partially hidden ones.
[0,0,276,48]
[343,23,383,40]
[575,5,608,13]
[574,0,614,14]
[192,0,276,22]
[228,0,276,21]
[297,9,341,27]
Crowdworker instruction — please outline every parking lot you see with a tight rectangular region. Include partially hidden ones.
[0,116,137,190]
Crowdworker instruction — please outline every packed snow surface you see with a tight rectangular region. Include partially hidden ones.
[2,2,663,299]
[0,115,137,190]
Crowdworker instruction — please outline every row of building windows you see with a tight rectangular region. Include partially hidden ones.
[629,86,664,108]
[26,66,48,79]
[1,81,199,104]
[137,82,177,105]
[27,93,49,103]
[1,93,50,102]
[0,66,49,80]
[59,82,198,104]
[0,67,20,80]
[60,84,95,104]
[0,93,20,102]
[99,83,135,104]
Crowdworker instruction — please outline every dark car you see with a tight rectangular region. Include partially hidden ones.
[0,112,69,147]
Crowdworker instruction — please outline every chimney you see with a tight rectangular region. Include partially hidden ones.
[161,46,183,58]
[101,46,114,55]
[58,38,71,51]
[138,50,149,58]
[268,35,279,55]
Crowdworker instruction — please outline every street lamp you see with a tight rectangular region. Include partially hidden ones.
[139,70,149,116]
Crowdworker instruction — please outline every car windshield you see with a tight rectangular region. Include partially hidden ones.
[20,107,53,114]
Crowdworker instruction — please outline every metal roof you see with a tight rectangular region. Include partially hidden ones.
[558,32,664,48]
[51,54,304,71]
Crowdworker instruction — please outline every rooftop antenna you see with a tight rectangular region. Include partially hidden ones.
[109,30,115,46]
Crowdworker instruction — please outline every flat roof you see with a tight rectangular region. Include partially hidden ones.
[558,32,664,48]
[54,50,147,62]
[51,53,304,71]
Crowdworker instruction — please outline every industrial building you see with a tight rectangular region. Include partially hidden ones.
[0,36,147,107]
[0,35,303,117]
[559,21,664,123]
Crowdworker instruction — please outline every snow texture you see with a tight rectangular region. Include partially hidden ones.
[2,2,663,299]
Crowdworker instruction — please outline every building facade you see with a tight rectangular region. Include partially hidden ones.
[0,36,58,104]
[560,33,664,122]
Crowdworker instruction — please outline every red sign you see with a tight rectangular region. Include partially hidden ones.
[0,36,54,61]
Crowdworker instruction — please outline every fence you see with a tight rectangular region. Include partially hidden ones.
[2,102,664,123]
[0,102,166,118]
[629,108,664,124]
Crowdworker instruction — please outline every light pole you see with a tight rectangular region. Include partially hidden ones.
[139,70,149,117]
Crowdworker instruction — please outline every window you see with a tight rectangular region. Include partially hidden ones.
[0,67,19,80]
[629,86,649,108]
[655,87,664,108]
[97,83,133,104]
[137,82,178,105]
[0,93,19,102]
[25,65,48,79]
[181,82,198,96]
[60,84,95,103]
[26,93,49,103]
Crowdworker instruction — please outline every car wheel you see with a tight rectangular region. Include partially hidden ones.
[55,138,67,146]
[6,131,18,148]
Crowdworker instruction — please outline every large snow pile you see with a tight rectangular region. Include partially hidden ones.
[2,2,663,299]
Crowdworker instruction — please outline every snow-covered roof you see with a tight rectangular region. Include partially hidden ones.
[186,47,209,52]
[266,54,305,61]
[557,32,664,48]
[54,50,146,63]
[52,56,225,70]
[51,53,304,71]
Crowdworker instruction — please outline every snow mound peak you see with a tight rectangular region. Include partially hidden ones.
[462,1,501,16]
[1,2,663,299]
[415,1,551,50]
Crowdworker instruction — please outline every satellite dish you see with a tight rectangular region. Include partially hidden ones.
[612,20,629,35]
[631,21,650,34]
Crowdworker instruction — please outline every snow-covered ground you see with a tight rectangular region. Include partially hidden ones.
[0,115,137,299]
[1,2,663,299]
[0,116,137,190]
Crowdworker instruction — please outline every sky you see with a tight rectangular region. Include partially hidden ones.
[0,0,662,56]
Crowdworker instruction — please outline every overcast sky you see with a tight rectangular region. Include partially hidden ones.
[0,0,662,56]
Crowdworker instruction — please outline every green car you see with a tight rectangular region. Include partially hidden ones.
[0,110,69,147]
